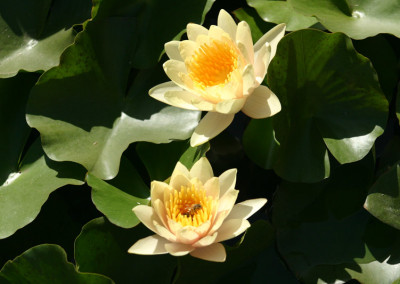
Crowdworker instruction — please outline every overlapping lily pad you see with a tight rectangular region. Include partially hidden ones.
[26,12,201,180]
[289,0,400,39]
[266,29,387,182]
[247,0,319,31]
[0,0,91,78]
[0,244,112,283]
[0,140,85,239]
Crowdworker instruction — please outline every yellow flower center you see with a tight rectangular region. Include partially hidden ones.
[166,184,214,227]
[187,39,239,90]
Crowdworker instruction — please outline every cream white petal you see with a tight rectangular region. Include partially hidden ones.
[190,243,226,262]
[218,169,237,198]
[165,242,194,256]
[215,97,246,114]
[217,9,237,41]
[179,40,199,62]
[253,43,271,84]
[165,41,182,61]
[254,23,286,63]
[215,219,250,243]
[194,220,212,237]
[187,23,209,41]
[128,235,169,255]
[149,81,185,105]
[168,218,183,235]
[132,205,159,234]
[218,188,239,213]
[163,59,188,88]
[171,162,190,178]
[203,177,220,199]
[236,21,254,64]
[208,210,230,235]
[226,198,267,221]
[164,90,214,111]
[152,199,169,228]
[208,25,228,40]
[190,112,235,147]
[151,181,169,203]
[193,233,218,248]
[242,64,256,96]
[189,157,214,183]
[241,85,281,119]
[176,227,200,244]
[154,221,177,243]
[169,171,192,191]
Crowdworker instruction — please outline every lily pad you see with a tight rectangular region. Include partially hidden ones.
[0,0,91,78]
[267,29,387,182]
[0,140,85,239]
[0,244,112,283]
[74,217,176,284]
[247,0,319,31]
[26,17,200,180]
[87,172,149,229]
[364,162,400,230]
[289,0,400,39]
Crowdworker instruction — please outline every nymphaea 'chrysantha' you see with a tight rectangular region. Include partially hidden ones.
[149,10,286,146]
[128,158,267,262]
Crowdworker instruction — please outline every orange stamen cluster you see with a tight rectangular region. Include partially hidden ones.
[188,39,238,90]
[166,184,213,227]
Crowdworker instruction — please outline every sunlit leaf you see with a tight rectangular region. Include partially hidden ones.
[0,140,85,239]
[289,0,400,39]
[0,0,91,78]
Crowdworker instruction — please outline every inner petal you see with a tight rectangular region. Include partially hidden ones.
[185,39,241,103]
[165,183,216,227]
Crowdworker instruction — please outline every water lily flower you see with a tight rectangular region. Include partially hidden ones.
[149,10,286,146]
[128,158,267,262]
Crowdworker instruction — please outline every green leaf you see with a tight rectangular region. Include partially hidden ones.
[0,73,38,184]
[0,244,112,283]
[0,140,85,239]
[0,0,91,78]
[74,217,176,284]
[174,221,275,284]
[289,0,400,39]
[365,163,400,230]
[87,173,149,229]
[26,17,200,180]
[137,141,209,182]
[267,29,388,182]
[243,117,279,170]
[247,0,319,31]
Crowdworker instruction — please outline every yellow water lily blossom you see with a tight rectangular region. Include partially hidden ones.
[128,158,267,262]
[149,10,286,146]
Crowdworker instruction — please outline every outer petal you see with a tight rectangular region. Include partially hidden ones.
[190,112,235,147]
[189,157,214,184]
[169,171,192,190]
[217,189,239,213]
[151,181,169,203]
[236,21,254,64]
[179,40,199,62]
[128,235,169,255]
[187,23,209,41]
[176,227,200,244]
[132,205,159,234]
[215,219,250,243]
[218,169,237,198]
[193,233,218,248]
[165,242,194,256]
[149,81,185,106]
[203,177,220,199]
[241,85,281,119]
[171,162,190,179]
[226,198,267,221]
[152,199,169,228]
[217,9,237,41]
[190,243,226,262]
[215,97,246,114]
[253,43,271,84]
[163,59,188,88]
[164,89,215,111]
[242,64,256,96]
[165,41,182,61]
[254,23,286,63]
[208,25,229,41]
